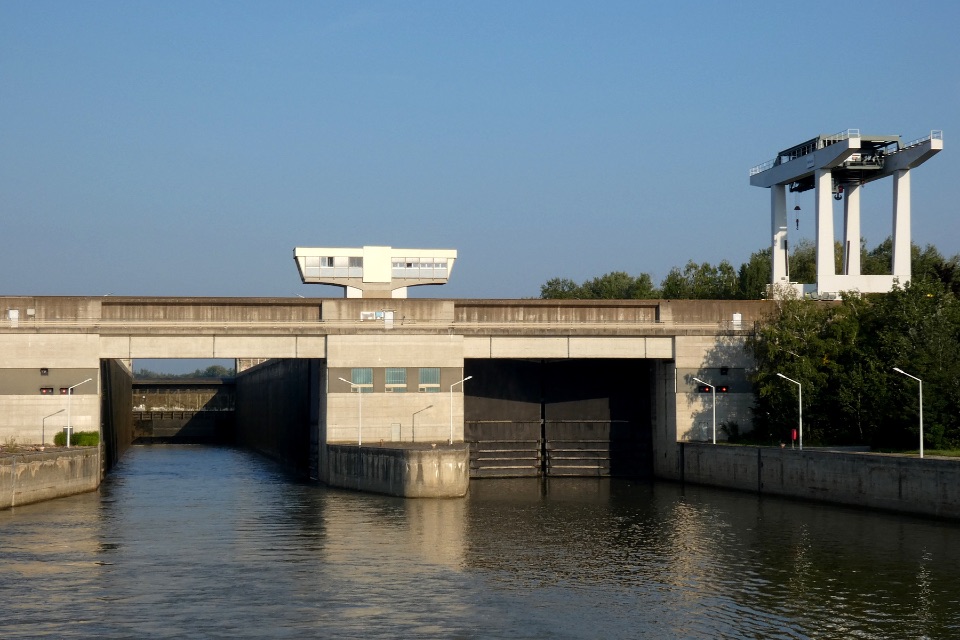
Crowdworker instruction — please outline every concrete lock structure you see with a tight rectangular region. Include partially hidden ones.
[750,129,943,299]
[0,293,762,498]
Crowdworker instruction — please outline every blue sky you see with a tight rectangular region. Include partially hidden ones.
[3,0,958,303]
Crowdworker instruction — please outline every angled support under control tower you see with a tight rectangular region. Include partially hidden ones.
[750,129,942,298]
[294,246,457,298]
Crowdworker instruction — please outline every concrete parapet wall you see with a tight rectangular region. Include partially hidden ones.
[322,299,455,323]
[675,443,960,520]
[0,447,100,509]
[453,299,775,326]
[101,298,322,323]
[325,444,469,498]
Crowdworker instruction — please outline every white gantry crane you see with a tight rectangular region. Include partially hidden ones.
[750,129,942,299]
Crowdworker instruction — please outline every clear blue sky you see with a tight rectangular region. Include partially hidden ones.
[3,0,958,302]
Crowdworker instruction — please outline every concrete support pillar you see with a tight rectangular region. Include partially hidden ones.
[892,169,912,280]
[842,182,862,276]
[815,169,836,282]
[771,184,788,286]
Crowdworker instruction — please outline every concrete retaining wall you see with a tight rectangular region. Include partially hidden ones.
[676,443,960,520]
[101,358,133,472]
[326,444,469,498]
[235,358,319,478]
[0,447,100,509]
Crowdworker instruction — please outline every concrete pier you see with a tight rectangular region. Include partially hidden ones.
[325,443,470,498]
[0,447,100,509]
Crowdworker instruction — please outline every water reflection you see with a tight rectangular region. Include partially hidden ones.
[1,446,960,639]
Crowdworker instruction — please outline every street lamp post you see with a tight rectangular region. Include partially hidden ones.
[449,376,473,445]
[412,405,433,442]
[42,409,65,449]
[776,373,802,450]
[337,377,363,446]
[692,377,716,444]
[893,367,924,459]
[65,378,93,448]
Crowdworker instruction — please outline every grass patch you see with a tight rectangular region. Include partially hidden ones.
[53,431,100,447]
[869,448,960,457]
[922,449,960,457]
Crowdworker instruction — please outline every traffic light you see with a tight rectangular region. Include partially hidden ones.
[698,384,730,393]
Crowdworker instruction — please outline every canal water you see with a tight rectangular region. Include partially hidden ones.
[2,446,959,639]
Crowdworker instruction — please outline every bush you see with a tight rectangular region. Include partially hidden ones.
[53,430,100,447]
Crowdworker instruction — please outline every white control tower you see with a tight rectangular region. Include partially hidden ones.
[750,129,942,298]
[294,246,457,298]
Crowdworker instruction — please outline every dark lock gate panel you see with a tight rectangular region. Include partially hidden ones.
[544,420,650,477]
[464,359,653,479]
[465,420,541,478]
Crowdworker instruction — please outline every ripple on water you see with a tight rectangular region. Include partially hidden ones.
[2,448,960,639]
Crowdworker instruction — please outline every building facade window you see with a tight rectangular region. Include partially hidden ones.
[351,368,373,393]
[418,367,440,392]
[385,367,407,392]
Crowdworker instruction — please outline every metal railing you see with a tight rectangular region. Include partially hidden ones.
[749,159,776,176]
[899,130,943,151]
[820,128,860,145]
[749,129,860,176]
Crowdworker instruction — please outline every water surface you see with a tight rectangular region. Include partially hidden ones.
[1,445,958,639]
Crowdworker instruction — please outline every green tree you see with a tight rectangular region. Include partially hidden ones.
[582,271,656,299]
[540,272,657,300]
[862,237,892,275]
[867,281,960,449]
[746,296,834,444]
[195,365,236,378]
[134,365,235,380]
[540,278,582,299]
[747,280,960,450]
[658,266,687,299]
[658,260,739,299]
[738,248,771,300]
[788,239,816,284]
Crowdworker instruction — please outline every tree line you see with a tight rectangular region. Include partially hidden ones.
[748,279,960,450]
[539,239,960,300]
[134,365,236,379]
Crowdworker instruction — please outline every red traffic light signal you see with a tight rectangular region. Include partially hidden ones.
[697,385,712,393]
[717,385,729,393]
